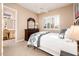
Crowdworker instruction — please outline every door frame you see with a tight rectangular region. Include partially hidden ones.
[3,5,17,43]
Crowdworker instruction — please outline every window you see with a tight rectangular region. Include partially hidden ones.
[53,15,60,28]
[42,15,60,30]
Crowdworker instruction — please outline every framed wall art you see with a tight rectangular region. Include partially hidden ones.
[75,3,79,19]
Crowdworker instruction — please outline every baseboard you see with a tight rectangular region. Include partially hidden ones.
[16,39,24,42]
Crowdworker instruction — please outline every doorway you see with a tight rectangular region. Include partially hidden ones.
[3,5,17,46]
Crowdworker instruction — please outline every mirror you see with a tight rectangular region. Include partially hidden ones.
[27,18,35,29]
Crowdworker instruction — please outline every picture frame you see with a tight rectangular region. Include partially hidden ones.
[74,3,79,25]
[75,3,79,19]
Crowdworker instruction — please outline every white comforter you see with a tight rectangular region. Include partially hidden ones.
[27,32,77,56]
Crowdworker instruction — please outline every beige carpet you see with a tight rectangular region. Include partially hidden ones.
[3,41,51,56]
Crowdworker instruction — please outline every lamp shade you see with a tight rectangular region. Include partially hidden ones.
[70,25,79,41]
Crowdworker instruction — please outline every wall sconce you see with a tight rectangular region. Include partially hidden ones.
[35,23,38,28]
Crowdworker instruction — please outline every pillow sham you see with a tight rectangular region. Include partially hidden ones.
[59,29,67,39]
[64,28,74,42]
[64,28,71,39]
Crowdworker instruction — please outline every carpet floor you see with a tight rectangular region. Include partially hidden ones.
[3,41,51,56]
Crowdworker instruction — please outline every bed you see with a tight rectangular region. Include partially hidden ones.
[27,31,78,56]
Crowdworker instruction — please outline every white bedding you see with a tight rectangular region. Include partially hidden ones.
[27,32,77,56]
[39,33,62,55]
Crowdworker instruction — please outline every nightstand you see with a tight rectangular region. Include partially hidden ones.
[25,28,39,41]
[77,41,79,55]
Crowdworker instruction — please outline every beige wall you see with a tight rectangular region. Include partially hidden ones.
[4,4,74,41]
[0,4,2,55]
[38,4,74,31]
[4,3,38,42]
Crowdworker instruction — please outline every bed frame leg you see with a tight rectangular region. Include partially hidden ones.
[33,46,36,49]
[27,45,30,47]
[27,45,36,49]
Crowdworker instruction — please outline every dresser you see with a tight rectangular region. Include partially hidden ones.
[25,28,39,41]
[25,17,39,41]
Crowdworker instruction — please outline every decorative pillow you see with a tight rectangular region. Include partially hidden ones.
[70,25,79,41]
[65,26,75,40]
[64,28,71,39]
[59,29,67,39]
[64,28,73,42]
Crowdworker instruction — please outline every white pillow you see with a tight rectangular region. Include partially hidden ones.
[64,28,74,42]
[64,38,73,42]
[64,28,72,39]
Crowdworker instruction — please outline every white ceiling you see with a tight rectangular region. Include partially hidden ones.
[18,3,71,14]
